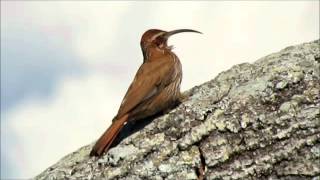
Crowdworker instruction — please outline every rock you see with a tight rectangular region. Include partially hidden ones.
[35,40,320,180]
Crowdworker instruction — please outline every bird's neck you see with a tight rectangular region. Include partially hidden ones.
[143,46,174,63]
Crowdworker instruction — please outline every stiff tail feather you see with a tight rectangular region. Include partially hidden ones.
[90,114,129,156]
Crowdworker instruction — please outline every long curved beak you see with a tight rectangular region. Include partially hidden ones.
[163,29,202,39]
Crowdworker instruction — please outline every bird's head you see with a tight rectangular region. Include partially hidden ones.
[140,29,201,61]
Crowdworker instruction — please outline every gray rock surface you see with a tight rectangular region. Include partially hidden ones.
[35,40,320,180]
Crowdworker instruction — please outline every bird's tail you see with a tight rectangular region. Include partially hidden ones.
[89,114,129,157]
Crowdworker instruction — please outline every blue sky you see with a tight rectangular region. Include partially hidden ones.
[2,27,84,111]
[1,1,319,179]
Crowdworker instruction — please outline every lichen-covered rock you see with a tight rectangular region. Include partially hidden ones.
[35,40,320,180]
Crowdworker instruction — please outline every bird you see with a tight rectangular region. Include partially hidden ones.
[90,29,201,157]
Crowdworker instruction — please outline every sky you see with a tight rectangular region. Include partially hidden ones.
[1,1,319,179]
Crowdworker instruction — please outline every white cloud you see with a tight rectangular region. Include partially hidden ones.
[2,1,132,66]
[167,1,319,90]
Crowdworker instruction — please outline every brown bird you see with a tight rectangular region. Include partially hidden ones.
[90,29,201,157]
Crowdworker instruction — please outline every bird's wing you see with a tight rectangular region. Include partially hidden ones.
[115,59,176,118]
